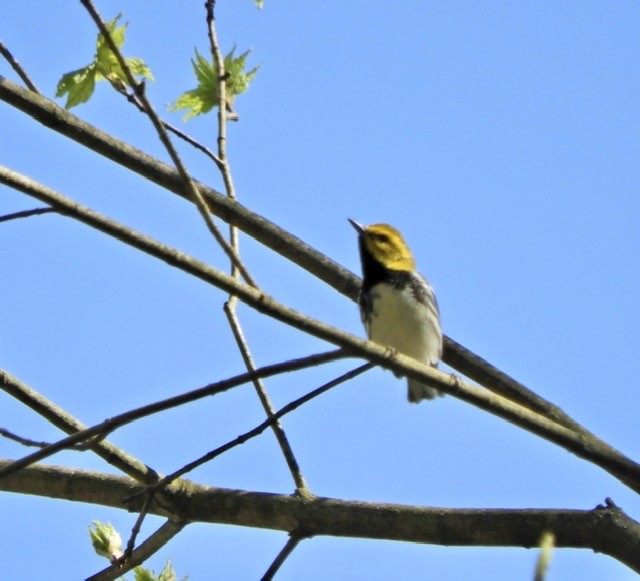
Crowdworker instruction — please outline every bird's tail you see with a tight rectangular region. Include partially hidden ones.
[407,378,442,403]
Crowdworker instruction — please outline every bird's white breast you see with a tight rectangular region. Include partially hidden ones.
[365,282,441,365]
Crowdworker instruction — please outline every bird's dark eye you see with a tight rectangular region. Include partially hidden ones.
[375,233,389,243]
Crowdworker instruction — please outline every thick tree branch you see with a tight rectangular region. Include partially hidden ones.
[2,461,639,574]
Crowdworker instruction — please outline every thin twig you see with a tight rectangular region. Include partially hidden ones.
[80,0,256,287]
[123,493,153,559]
[225,303,311,495]
[0,368,159,484]
[0,350,345,480]
[162,119,222,167]
[204,0,310,497]
[129,363,374,498]
[0,207,57,223]
[262,532,307,581]
[205,0,235,199]
[206,0,241,284]
[0,427,49,448]
[0,41,40,93]
[206,0,240,291]
[108,82,224,169]
[0,426,90,451]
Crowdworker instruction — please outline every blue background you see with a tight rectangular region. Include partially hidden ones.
[1,2,639,579]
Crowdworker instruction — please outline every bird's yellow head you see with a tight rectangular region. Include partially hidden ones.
[349,220,416,271]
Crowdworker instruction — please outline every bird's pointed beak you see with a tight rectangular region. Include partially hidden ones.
[348,218,365,234]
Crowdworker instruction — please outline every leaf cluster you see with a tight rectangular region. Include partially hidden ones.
[55,14,153,109]
[169,48,259,121]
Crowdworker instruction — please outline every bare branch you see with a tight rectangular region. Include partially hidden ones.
[225,303,311,496]
[262,533,306,581]
[161,119,222,167]
[0,41,40,93]
[0,369,159,484]
[2,462,639,574]
[0,207,57,223]
[107,83,224,168]
[205,0,236,199]
[1,165,640,494]
[0,427,49,448]
[0,350,345,480]
[204,1,309,498]
[0,76,589,435]
[123,494,153,560]
[135,363,373,495]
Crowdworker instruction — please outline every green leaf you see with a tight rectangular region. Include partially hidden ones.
[170,88,213,121]
[126,57,155,81]
[56,64,98,108]
[224,48,259,98]
[55,14,153,109]
[95,15,128,84]
[169,47,259,121]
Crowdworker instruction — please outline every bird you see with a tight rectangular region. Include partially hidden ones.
[349,219,443,403]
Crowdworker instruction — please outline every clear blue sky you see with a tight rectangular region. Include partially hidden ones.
[1,2,639,579]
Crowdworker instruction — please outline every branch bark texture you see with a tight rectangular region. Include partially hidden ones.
[1,461,638,574]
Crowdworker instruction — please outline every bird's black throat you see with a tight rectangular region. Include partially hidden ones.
[357,237,412,292]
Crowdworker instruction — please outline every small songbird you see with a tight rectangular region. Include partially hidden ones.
[349,219,443,402]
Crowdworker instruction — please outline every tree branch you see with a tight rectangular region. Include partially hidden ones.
[0,369,159,484]
[0,427,50,448]
[0,350,345,480]
[224,303,311,496]
[0,206,57,223]
[262,533,305,581]
[0,75,566,423]
[206,0,235,198]
[2,461,639,574]
[1,164,639,494]
[0,42,40,93]
[134,363,372,495]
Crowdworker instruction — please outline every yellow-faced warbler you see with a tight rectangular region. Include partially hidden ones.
[350,219,443,402]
